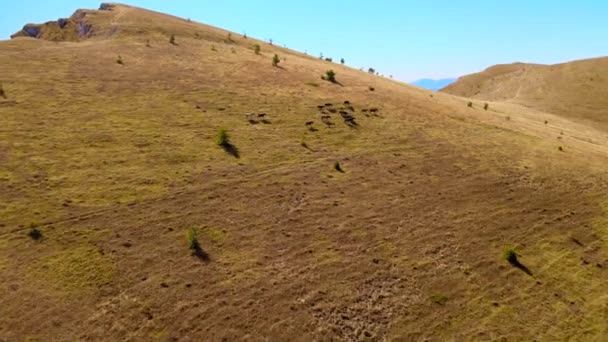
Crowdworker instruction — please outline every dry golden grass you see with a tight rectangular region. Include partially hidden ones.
[441,58,608,128]
[1,3,608,341]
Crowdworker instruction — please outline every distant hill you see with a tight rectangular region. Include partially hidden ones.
[441,58,608,124]
[410,78,456,90]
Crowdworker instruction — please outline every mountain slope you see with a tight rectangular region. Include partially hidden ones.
[1,3,608,341]
[441,58,608,126]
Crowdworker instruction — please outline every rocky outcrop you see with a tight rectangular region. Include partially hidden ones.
[99,3,115,10]
[11,7,96,41]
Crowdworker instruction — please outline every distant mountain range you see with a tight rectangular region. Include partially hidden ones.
[410,78,457,91]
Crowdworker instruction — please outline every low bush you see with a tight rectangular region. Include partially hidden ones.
[322,70,337,83]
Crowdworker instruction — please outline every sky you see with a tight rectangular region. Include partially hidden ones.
[1,1,607,82]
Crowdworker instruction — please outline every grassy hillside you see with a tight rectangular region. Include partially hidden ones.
[441,58,608,127]
[1,3,608,341]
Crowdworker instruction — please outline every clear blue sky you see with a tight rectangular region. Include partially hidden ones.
[1,1,607,81]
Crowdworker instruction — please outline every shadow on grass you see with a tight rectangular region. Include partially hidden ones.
[509,259,533,276]
[221,142,240,158]
[192,246,210,262]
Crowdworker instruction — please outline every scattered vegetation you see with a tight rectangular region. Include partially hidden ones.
[503,247,518,264]
[0,82,5,99]
[368,68,376,74]
[169,33,176,45]
[467,101,473,108]
[27,223,42,241]
[216,128,230,146]
[430,294,448,305]
[116,55,123,65]
[558,146,564,152]
[503,246,532,275]
[340,58,345,65]
[544,120,548,124]
[334,161,344,173]
[254,44,261,55]
[322,70,337,83]
[186,227,200,252]
[484,103,489,110]
[325,57,333,62]
[272,54,280,67]
[216,128,239,158]
[368,86,375,91]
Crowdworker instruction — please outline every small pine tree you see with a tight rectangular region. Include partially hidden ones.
[340,58,345,65]
[216,128,230,146]
[186,227,200,252]
[272,54,280,67]
[254,44,261,55]
[269,38,273,45]
[323,70,337,83]
[169,34,176,45]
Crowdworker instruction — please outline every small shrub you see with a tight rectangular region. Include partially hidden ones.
[227,33,233,42]
[231,47,236,54]
[323,70,337,83]
[484,103,489,110]
[340,58,345,65]
[558,146,564,152]
[28,223,42,241]
[467,102,473,108]
[368,86,375,91]
[254,44,261,55]
[503,247,518,264]
[368,67,375,74]
[0,82,5,98]
[506,116,511,120]
[334,161,344,173]
[306,82,320,87]
[211,45,217,51]
[269,38,273,45]
[544,120,548,124]
[145,39,151,47]
[216,128,230,146]
[186,227,200,252]
[430,294,448,305]
[325,57,333,62]
[243,32,247,39]
[169,34,176,45]
[272,54,280,67]
[116,55,123,64]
